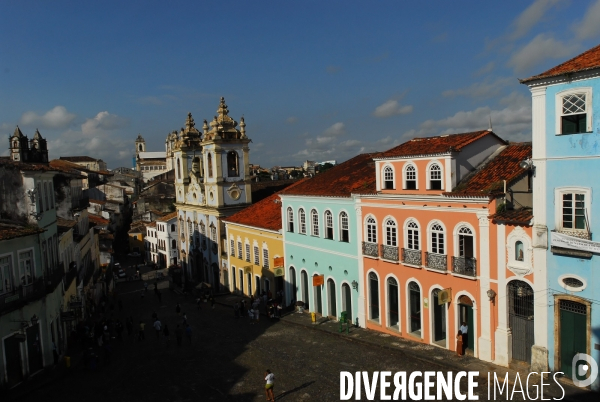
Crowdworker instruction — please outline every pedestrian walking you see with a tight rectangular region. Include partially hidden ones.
[175,324,183,346]
[185,324,192,344]
[182,313,188,326]
[138,321,146,341]
[456,330,464,357]
[176,303,181,315]
[153,319,162,339]
[264,369,275,402]
[460,321,468,353]
[163,324,170,345]
[196,297,202,310]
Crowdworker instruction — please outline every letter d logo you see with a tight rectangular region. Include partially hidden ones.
[572,353,598,388]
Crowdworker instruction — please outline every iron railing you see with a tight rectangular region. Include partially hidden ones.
[452,256,477,277]
[362,241,379,258]
[402,248,422,266]
[0,278,45,314]
[425,252,447,272]
[380,244,399,261]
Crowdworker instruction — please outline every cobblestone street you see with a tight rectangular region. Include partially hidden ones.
[6,280,597,402]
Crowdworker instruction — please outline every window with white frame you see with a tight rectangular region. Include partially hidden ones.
[405,164,417,190]
[245,242,251,262]
[287,207,294,232]
[383,166,394,190]
[210,225,217,242]
[263,247,269,268]
[340,212,349,242]
[311,209,319,236]
[299,208,306,234]
[1,255,14,293]
[325,211,333,239]
[429,163,442,190]
[557,89,592,134]
[430,223,445,254]
[457,226,474,258]
[406,221,419,250]
[19,250,34,286]
[366,217,377,243]
[254,245,260,265]
[230,239,235,257]
[385,219,397,246]
[188,221,193,239]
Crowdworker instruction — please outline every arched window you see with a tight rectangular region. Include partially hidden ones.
[429,163,442,190]
[177,158,181,179]
[339,212,349,242]
[325,211,333,239]
[262,246,269,268]
[171,239,176,249]
[406,221,419,250]
[287,207,294,232]
[408,281,421,335]
[139,144,143,151]
[515,241,524,261]
[311,209,319,236]
[405,164,417,190]
[369,272,379,322]
[385,219,397,246]
[387,277,399,330]
[227,151,239,177]
[430,223,445,254]
[366,217,377,243]
[207,153,213,178]
[299,208,306,234]
[458,226,474,258]
[383,166,394,190]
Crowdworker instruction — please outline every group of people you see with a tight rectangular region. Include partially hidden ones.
[145,305,192,346]
[233,290,286,324]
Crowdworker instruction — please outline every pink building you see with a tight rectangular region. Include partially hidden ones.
[357,131,532,364]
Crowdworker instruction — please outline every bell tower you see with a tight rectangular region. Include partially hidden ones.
[9,126,28,162]
[201,97,251,208]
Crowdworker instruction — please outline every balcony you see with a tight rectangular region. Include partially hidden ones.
[452,256,477,277]
[362,241,379,258]
[380,244,399,262]
[402,248,422,266]
[0,278,45,315]
[425,252,447,272]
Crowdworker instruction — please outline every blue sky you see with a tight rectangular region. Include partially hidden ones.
[2,1,600,169]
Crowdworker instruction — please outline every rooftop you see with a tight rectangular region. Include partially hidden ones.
[59,156,100,163]
[281,153,378,197]
[157,211,178,222]
[376,130,504,159]
[0,222,45,241]
[489,208,533,225]
[521,43,600,83]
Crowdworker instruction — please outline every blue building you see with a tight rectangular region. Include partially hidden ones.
[522,44,600,390]
[280,154,377,326]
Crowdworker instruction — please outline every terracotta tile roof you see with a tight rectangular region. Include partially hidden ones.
[59,156,99,162]
[0,158,56,172]
[376,130,505,158]
[146,221,157,228]
[57,217,77,229]
[280,153,378,197]
[0,222,45,240]
[489,208,533,225]
[89,199,106,205]
[48,160,89,176]
[157,211,178,222]
[224,180,306,231]
[89,214,109,225]
[521,44,600,83]
[446,143,532,197]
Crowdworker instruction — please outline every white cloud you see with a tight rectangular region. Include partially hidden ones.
[19,106,76,129]
[575,0,600,40]
[474,62,495,76]
[323,122,345,137]
[372,100,413,118]
[286,116,298,124]
[508,34,574,74]
[509,0,564,40]
[81,111,129,136]
[443,77,514,99]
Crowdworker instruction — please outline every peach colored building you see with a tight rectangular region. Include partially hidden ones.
[357,131,532,364]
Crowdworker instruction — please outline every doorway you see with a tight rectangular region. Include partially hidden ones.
[313,274,323,315]
[559,299,587,378]
[408,281,421,336]
[432,289,447,347]
[458,295,474,354]
[342,283,352,324]
[289,266,297,303]
[255,275,261,296]
[26,324,43,374]
[301,271,309,309]
[508,280,534,363]
[387,277,399,330]
[4,335,23,388]
[327,278,337,318]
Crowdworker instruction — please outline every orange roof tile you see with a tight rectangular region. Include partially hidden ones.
[446,143,532,197]
[521,44,600,83]
[0,222,45,240]
[280,153,378,197]
[377,130,504,158]
[224,180,306,231]
[490,208,533,225]
[157,211,178,222]
[89,214,109,225]
[0,157,56,172]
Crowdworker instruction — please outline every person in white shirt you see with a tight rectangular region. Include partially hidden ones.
[460,322,468,352]
[264,369,275,402]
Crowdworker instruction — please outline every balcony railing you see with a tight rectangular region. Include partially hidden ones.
[452,256,477,277]
[380,244,399,261]
[0,278,45,315]
[402,248,422,266]
[362,241,379,258]
[425,252,447,272]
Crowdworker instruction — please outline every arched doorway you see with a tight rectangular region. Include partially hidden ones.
[342,283,352,324]
[387,277,399,330]
[431,288,447,347]
[458,295,474,354]
[223,269,229,291]
[301,271,309,309]
[369,272,379,322]
[313,274,323,315]
[289,266,297,304]
[508,280,534,363]
[408,281,421,337]
[327,278,337,318]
